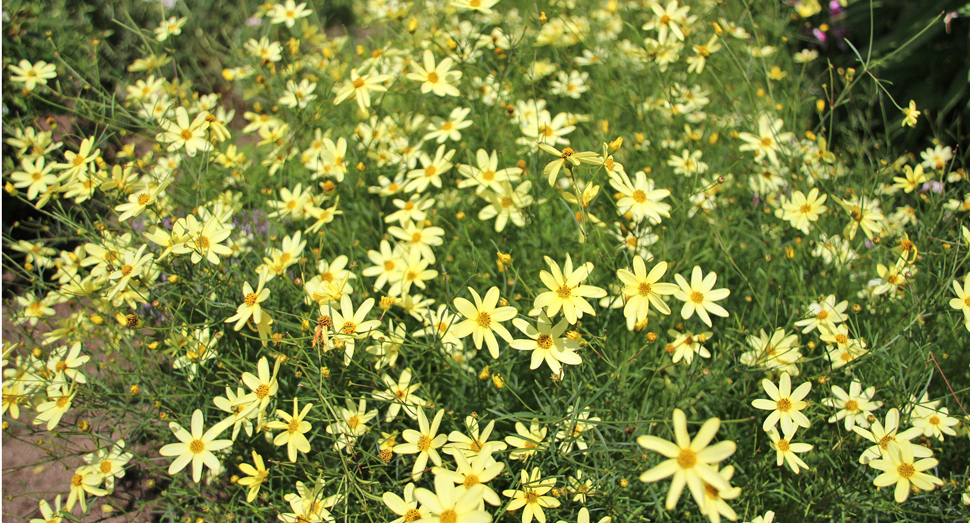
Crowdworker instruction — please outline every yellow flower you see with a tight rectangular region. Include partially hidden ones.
[451,286,518,359]
[225,269,272,331]
[534,255,607,325]
[503,467,560,523]
[673,266,730,327]
[537,143,602,186]
[238,451,269,502]
[8,59,57,91]
[869,441,942,503]
[265,397,314,462]
[901,100,920,127]
[637,409,737,511]
[158,409,233,483]
[616,257,679,323]
[393,407,448,481]
[750,372,812,434]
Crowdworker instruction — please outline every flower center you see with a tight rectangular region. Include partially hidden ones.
[256,383,270,399]
[341,321,357,335]
[353,78,365,88]
[72,155,86,167]
[180,129,194,141]
[800,204,812,213]
[482,170,496,181]
[834,334,848,344]
[677,448,697,468]
[288,417,301,433]
[638,282,652,296]
[897,463,915,478]
[100,461,113,473]
[776,439,790,452]
[525,490,539,504]
[318,315,333,328]
[424,165,437,178]
[928,415,940,426]
[704,483,719,499]
[440,510,457,523]
[56,397,70,408]
[556,285,573,299]
[476,312,491,328]
[561,147,575,159]
[761,137,774,147]
[138,194,151,205]
[71,474,84,487]
[404,201,415,210]
[384,260,396,271]
[844,400,859,412]
[417,435,432,452]
[404,509,422,523]
[427,71,439,83]
[244,293,259,306]
[632,190,647,203]
[347,415,361,430]
[197,235,210,249]
[463,474,480,488]
[776,398,792,412]
[537,334,553,349]
[189,439,205,454]
[879,435,895,450]
[660,14,671,24]
[690,291,705,303]
[55,361,68,372]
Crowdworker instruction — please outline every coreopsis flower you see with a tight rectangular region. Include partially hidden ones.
[610,170,672,224]
[451,0,500,14]
[406,50,462,97]
[781,188,827,234]
[920,144,952,171]
[451,286,518,359]
[445,415,507,460]
[279,79,318,109]
[325,397,379,453]
[503,467,560,523]
[767,426,812,474]
[65,465,107,513]
[820,324,868,369]
[105,245,153,300]
[9,157,56,200]
[404,144,456,193]
[666,329,713,365]
[871,257,913,296]
[34,385,76,430]
[793,294,847,333]
[372,367,429,422]
[948,276,970,330]
[46,342,90,385]
[157,107,211,156]
[271,0,312,26]
[737,114,794,166]
[334,69,391,112]
[234,355,281,429]
[901,100,920,128]
[673,266,730,327]
[28,496,63,523]
[739,328,802,375]
[386,195,435,224]
[667,149,708,176]
[616,257,679,323]
[698,465,741,523]
[425,107,473,143]
[869,441,942,503]
[456,148,522,194]
[687,35,721,74]
[534,255,607,325]
[831,195,885,241]
[265,397,314,462]
[388,248,438,298]
[555,406,600,453]
[505,418,548,461]
[213,386,257,441]
[363,240,406,291]
[853,408,930,464]
[225,269,271,331]
[751,372,812,434]
[238,450,269,502]
[822,380,883,430]
[414,474,490,523]
[54,137,100,181]
[566,471,594,504]
[83,439,133,492]
[636,409,737,511]
[510,313,582,375]
[550,70,590,99]
[16,291,56,326]
[478,181,534,232]
[366,320,408,370]
[382,483,430,523]
[433,446,505,506]
[892,164,928,193]
[154,16,187,41]
[642,0,691,43]
[538,143,603,186]
[8,60,57,91]
[330,295,382,365]
[911,406,960,440]
[394,407,449,481]
[388,219,445,262]
[158,409,233,483]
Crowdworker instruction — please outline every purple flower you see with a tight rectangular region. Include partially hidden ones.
[829,1,844,15]
[813,28,827,43]
[921,180,944,194]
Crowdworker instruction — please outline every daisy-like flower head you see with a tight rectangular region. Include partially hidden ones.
[911,406,960,441]
[393,407,449,481]
[502,467,560,523]
[781,188,827,234]
[510,312,582,376]
[451,286,518,359]
[534,255,607,325]
[334,69,391,112]
[234,355,281,428]
[609,170,672,225]
[673,266,730,327]
[616,257,679,323]
[853,408,931,464]
[157,107,211,157]
[737,114,794,167]
[869,440,942,503]
[822,380,883,430]
[433,445,505,506]
[371,367,429,422]
[415,473,490,523]
[751,371,812,434]
[8,59,57,91]
[271,0,312,27]
[382,483,429,523]
[225,268,271,331]
[406,49,463,97]
[636,408,737,511]
[265,397,314,462]
[445,415,508,460]
[537,143,603,186]
[505,418,548,461]
[766,426,813,474]
[238,450,269,502]
[158,409,233,483]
